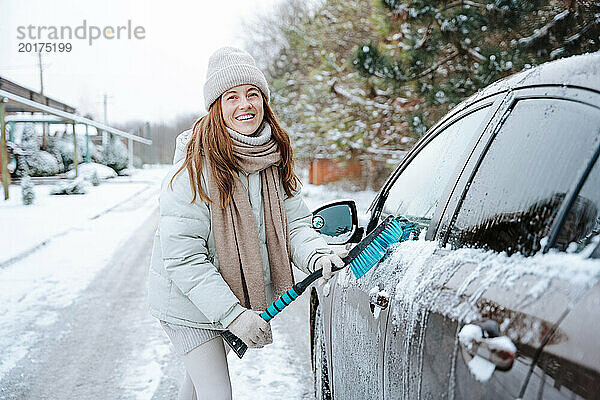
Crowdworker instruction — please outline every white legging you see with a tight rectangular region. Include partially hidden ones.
[178,336,232,400]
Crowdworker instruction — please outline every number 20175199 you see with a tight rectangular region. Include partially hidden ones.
[18,42,72,52]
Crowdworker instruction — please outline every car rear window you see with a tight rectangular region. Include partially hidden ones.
[448,98,600,256]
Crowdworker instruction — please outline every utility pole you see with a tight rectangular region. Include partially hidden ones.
[38,53,44,94]
[1,97,10,200]
[102,93,108,148]
[38,52,47,150]
[72,122,78,177]
[145,122,152,164]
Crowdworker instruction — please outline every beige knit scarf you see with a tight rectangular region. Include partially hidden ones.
[205,122,293,311]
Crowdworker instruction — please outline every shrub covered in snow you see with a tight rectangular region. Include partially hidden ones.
[66,162,117,183]
[90,170,100,186]
[20,123,40,151]
[50,177,89,195]
[21,175,35,205]
[46,134,99,172]
[101,135,128,172]
[16,150,61,177]
[52,135,84,168]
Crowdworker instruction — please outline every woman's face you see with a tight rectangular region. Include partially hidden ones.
[220,84,264,135]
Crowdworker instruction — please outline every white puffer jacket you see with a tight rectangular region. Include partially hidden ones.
[147,130,332,330]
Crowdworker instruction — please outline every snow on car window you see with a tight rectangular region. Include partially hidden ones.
[556,156,600,253]
[449,99,600,256]
[382,106,490,230]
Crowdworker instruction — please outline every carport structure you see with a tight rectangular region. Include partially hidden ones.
[0,76,151,200]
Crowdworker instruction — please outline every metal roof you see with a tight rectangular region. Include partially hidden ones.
[0,88,150,144]
[0,76,76,114]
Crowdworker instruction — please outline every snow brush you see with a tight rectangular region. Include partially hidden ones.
[221,215,418,358]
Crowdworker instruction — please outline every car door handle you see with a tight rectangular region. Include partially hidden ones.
[458,321,517,371]
[369,288,389,318]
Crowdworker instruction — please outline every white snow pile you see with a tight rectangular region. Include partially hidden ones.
[66,162,117,181]
[465,353,496,382]
[457,324,495,382]
[50,177,89,195]
[458,324,483,350]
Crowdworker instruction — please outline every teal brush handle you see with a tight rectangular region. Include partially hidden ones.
[261,285,301,322]
[222,264,346,358]
[221,285,303,359]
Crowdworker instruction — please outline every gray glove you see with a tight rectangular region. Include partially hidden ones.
[226,309,272,348]
[315,253,345,283]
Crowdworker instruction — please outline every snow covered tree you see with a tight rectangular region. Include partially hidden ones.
[101,134,128,172]
[19,151,61,177]
[90,170,100,186]
[21,175,35,205]
[15,124,61,177]
[51,135,82,171]
[246,0,418,160]
[353,0,600,134]
[20,123,40,151]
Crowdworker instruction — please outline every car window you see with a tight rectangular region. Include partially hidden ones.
[555,156,600,253]
[381,106,490,231]
[448,98,600,256]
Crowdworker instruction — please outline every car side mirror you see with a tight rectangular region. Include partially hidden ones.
[311,200,364,245]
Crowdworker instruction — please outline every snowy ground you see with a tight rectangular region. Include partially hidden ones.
[0,166,376,399]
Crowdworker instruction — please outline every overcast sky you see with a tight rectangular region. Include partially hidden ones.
[0,0,282,125]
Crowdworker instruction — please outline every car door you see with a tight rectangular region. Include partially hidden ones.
[393,86,600,399]
[517,142,600,399]
[329,95,501,400]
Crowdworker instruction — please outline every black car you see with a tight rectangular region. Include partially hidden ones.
[310,52,600,399]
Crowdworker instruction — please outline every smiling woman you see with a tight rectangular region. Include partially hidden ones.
[147,46,343,399]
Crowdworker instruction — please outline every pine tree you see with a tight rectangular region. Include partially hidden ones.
[247,0,416,159]
[21,175,35,205]
[101,134,128,172]
[353,0,600,134]
[90,170,100,186]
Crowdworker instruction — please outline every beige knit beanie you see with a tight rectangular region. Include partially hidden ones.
[203,46,270,111]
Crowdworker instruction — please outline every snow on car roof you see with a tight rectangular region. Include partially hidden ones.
[454,52,600,113]
[484,51,600,93]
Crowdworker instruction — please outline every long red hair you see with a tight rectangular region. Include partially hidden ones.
[170,98,300,208]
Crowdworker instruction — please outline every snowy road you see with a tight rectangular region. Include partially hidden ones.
[0,168,375,399]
